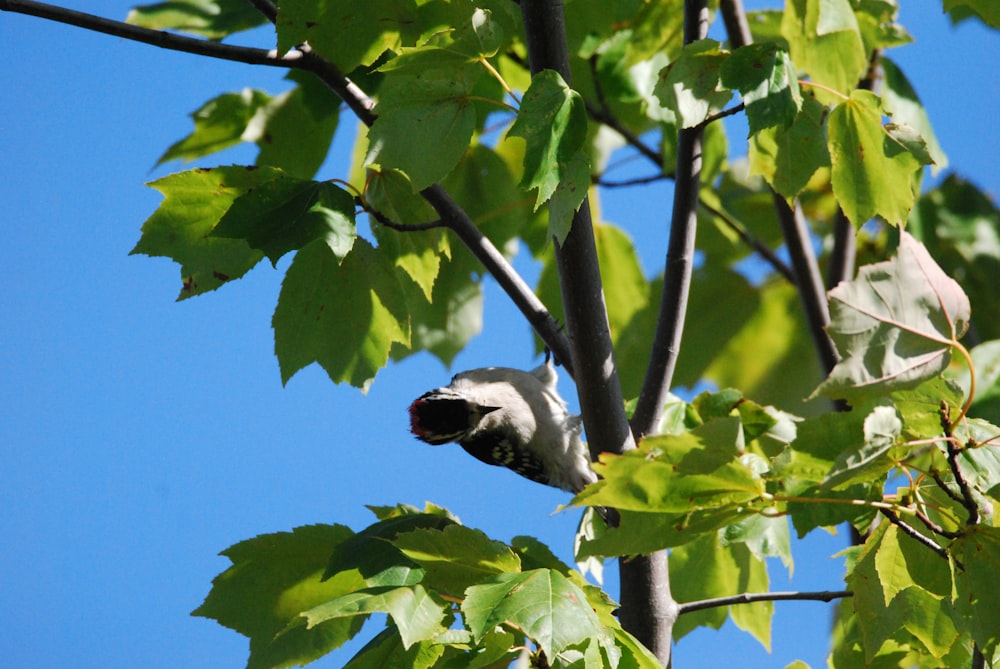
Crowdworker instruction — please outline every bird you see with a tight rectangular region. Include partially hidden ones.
[408,360,597,493]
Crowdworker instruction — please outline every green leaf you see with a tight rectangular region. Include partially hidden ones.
[463,569,604,658]
[847,523,904,661]
[324,512,456,583]
[131,166,269,299]
[828,90,924,226]
[822,403,902,490]
[213,177,356,266]
[157,89,272,166]
[811,232,972,401]
[341,627,446,669]
[277,0,419,72]
[192,524,367,669]
[781,0,868,101]
[720,43,802,134]
[749,96,830,203]
[272,238,409,390]
[508,69,591,242]
[943,0,1000,28]
[392,525,522,598]
[393,254,483,367]
[653,39,733,128]
[880,58,947,175]
[953,525,1000,658]
[303,585,448,649]
[253,72,341,179]
[721,513,793,572]
[367,65,480,191]
[576,418,765,513]
[126,0,265,39]
[576,506,750,558]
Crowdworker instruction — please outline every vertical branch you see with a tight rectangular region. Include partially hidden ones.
[516,0,681,663]
[517,0,635,459]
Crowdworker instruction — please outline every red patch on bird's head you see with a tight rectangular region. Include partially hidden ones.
[408,399,428,437]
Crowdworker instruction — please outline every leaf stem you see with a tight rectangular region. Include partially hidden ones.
[479,56,521,106]
[798,79,851,101]
[879,508,951,562]
[950,340,976,429]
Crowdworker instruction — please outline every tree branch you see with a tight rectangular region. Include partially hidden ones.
[773,196,840,373]
[0,0,577,375]
[880,509,950,562]
[630,0,708,439]
[678,589,853,615]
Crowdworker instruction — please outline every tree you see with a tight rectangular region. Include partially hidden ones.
[2,0,998,668]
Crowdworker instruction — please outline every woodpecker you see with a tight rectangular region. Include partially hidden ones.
[408,361,597,493]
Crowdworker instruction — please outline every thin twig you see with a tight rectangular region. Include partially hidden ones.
[693,102,745,131]
[879,509,950,562]
[678,589,853,615]
[595,173,671,188]
[698,199,796,282]
[942,403,980,526]
[913,509,959,540]
[357,199,446,232]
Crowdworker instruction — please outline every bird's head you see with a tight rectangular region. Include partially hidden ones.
[408,389,500,445]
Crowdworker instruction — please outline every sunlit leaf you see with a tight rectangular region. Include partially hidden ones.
[881,58,947,175]
[463,569,604,658]
[303,585,448,649]
[508,70,591,241]
[192,524,367,669]
[367,66,479,191]
[131,166,270,299]
[719,42,801,133]
[392,525,522,597]
[812,232,972,401]
[828,90,923,226]
[213,177,356,266]
[781,0,867,101]
[273,238,409,390]
[822,403,902,490]
[277,0,419,72]
[653,39,733,128]
[749,96,830,202]
[576,418,765,513]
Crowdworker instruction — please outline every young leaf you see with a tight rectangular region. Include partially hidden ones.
[272,238,409,390]
[213,177,357,266]
[952,525,1000,657]
[462,569,604,658]
[811,232,972,402]
[653,39,733,128]
[720,43,802,134]
[131,166,271,299]
[507,70,591,242]
[192,524,367,669]
[341,628,447,669]
[828,90,923,226]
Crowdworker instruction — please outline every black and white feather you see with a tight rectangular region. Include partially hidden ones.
[408,361,596,493]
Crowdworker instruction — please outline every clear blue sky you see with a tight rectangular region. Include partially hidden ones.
[1,3,996,668]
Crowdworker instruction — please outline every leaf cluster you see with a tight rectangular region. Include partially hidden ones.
[194,503,660,669]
